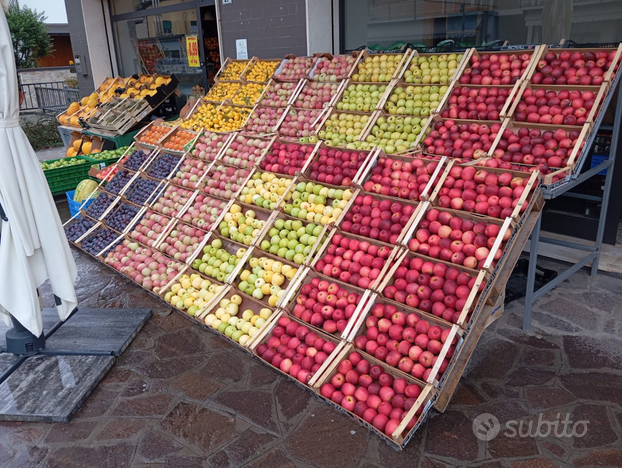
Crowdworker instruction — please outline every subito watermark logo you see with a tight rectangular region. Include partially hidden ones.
[472,413,500,441]
[473,412,589,441]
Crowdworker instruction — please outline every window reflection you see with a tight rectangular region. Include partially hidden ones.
[343,0,622,51]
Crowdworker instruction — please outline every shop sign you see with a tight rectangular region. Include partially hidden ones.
[186,36,200,67]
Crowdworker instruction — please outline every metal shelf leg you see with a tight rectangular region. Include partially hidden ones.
[523,212,542,331]
[591,84,622,275]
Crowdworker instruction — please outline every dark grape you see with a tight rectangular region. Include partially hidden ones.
[85,193,114,219]
[106,170,133,194]
[147,153,181,179]
[81,228,118,256]
[105,203,140,232]
[124,150,149,171]
[125,178,160,205]
[65,218,95,242]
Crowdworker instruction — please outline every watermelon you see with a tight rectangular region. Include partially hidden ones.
[74,179,99,203]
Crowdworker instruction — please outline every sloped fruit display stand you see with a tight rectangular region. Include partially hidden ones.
[63,44,620,449]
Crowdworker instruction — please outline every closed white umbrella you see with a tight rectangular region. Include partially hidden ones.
[0,1,77,338]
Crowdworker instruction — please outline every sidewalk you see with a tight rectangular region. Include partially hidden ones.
[1,250,620,468]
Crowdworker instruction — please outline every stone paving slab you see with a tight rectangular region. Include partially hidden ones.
[44,308,152,356]
[0,355,114,423]
[1,251,620,467]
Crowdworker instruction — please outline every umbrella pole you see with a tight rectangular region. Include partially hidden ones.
[5,314,45,356]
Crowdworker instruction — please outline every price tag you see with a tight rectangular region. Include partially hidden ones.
[186,36,200,68]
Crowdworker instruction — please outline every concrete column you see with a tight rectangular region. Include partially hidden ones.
[65,0,114,95]
[306,0,334,54]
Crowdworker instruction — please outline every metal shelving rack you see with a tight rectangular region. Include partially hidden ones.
[522,72,622,330]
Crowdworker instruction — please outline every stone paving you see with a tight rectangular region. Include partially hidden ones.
[1,249,622,468]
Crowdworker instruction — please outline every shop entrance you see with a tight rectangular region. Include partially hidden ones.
[110,0,222,99]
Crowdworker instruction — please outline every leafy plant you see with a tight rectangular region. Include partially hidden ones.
[21,115,63,151]
[6,0,53,69]
[65,78,79,89]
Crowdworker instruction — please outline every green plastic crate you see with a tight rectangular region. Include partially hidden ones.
[41,156,99,195]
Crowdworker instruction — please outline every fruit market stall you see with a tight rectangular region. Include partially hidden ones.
[61,44,620,449]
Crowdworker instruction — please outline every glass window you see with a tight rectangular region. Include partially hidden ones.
[342,0,622,51]
[114,8,204,96]
[112,0,192,16]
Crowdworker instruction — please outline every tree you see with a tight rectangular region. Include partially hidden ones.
[6,0,53,68]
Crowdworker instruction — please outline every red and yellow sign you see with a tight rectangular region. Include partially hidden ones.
[186,36,200,68]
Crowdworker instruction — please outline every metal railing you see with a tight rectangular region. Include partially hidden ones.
[19,81,81,113]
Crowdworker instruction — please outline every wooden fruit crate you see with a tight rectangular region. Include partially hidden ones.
[315,107,379,145]
[504,80,608,125]
[357,151,449,204]
[215,200,280,250]
[309,226,405,293]
[243,105,288,135]
[374,247,489,330]
[300,141,377,188]
[434,81,522,122]
[278,267,372,340]
[350,50,411,83]
[275,105,327,139]
[398,200,514,275]
[232,248,306,309]
[215,57,253,82]
[377,79,456,118]
[427,159,542,224]
[399,49,473,82]
[272,54,319,82]
[242,58,283,84]
[533,44,622,84]
[344,290,464,389]
[285,174,360,225]
[248,312,347,390]
[334,189,421,247]
[312,342,437,449]
[454,46,543,86]
[307,52,363,82]
[293,79,350,111]
[331,79,392,114]
[255,211,331,268]
[134,122,176,149]
[486,118,592,169]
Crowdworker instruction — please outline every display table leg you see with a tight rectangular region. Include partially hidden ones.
[523,212,542,331]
